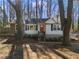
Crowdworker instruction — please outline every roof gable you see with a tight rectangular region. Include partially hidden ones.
[45,16,61,24]
[45,18,55,24]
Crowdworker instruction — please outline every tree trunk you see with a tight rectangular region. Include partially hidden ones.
[27,0,31,21]
[63,21,71,46]
[36,0,38,22]
[40,0,43,19]
[78,18,79,30]
[63,0,73,46]
[3,0,7,27]
[47,0,51,18]
[72,10,74,32]
[78,1,79,30]
[15,0,23,41]
[7,0,23,42]
[58,0,73,46]
[58,0,64,30]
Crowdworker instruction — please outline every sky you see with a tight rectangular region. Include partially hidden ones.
[0,0,78,21]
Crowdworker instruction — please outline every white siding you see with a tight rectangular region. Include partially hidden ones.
[24,30,38,35]
[38,24,40,31]
[45,24,63,37]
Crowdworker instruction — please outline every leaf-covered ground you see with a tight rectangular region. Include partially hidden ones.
[0,38,79,59]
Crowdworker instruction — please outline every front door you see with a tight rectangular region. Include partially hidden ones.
[40,23,45,33]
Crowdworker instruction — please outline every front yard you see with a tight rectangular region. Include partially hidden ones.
[0,38,79,59]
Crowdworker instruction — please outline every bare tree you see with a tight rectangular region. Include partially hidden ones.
[72,8,75,32]
[40,0,43,19]
[27,0,31,21]
[63,0,73,46]
[47,0,51,18]
[58,0,64,30]
[7,0,23,41]
[9,5,15,22]
[3,0,8,27]
[29,0,32,20]
[0,7,3,29]
[78,0,79,30]
[36,0,38,22]
[58,0,73,46]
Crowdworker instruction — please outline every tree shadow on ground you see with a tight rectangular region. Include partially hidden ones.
[1,37,23,59]
[2,43,23,59]
[23,43,66,59]
[1,37,79,59]
[26,44,79,59]
[66,45,79,54]
[2,37,39,44]
[6,44,23,59]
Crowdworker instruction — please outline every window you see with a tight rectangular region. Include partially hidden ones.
[25,25,27,30]
[36,25,38,30]
[30,25,33,30]
[51,24,61,30]
[51,24,53,31]
[25,25,29,30]
[53,24,56,30]
[57,25,59,30]
[58,25,60,30]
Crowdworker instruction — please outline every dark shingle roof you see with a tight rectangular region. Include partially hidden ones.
[25,18,49,24]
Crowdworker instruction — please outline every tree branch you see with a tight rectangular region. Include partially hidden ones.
[7,0,16,10]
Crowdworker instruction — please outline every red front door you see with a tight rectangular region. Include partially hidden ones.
[40,23,45,33]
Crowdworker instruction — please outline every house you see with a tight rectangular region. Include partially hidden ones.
[24,16,63,38]
[24,18,48,36]
[7,16,63,38]
[45,16,63,38]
